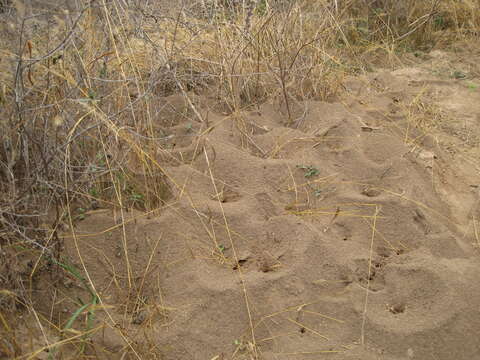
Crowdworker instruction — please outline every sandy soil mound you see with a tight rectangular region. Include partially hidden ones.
[51,51,480,359]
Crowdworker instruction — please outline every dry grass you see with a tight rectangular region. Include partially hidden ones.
[0,0,479,358]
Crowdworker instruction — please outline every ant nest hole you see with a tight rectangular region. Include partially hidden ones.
[388,302,406,314]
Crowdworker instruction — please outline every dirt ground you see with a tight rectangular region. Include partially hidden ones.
[14,46,480,359]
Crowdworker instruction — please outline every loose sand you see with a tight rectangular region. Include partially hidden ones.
[32,49,480,359]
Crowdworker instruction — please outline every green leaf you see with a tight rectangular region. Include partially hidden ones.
[88,89,97,100]
[297,165,319,178]
[51,258,85,282]
[452,70,467,79]
[64,303,90,330]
